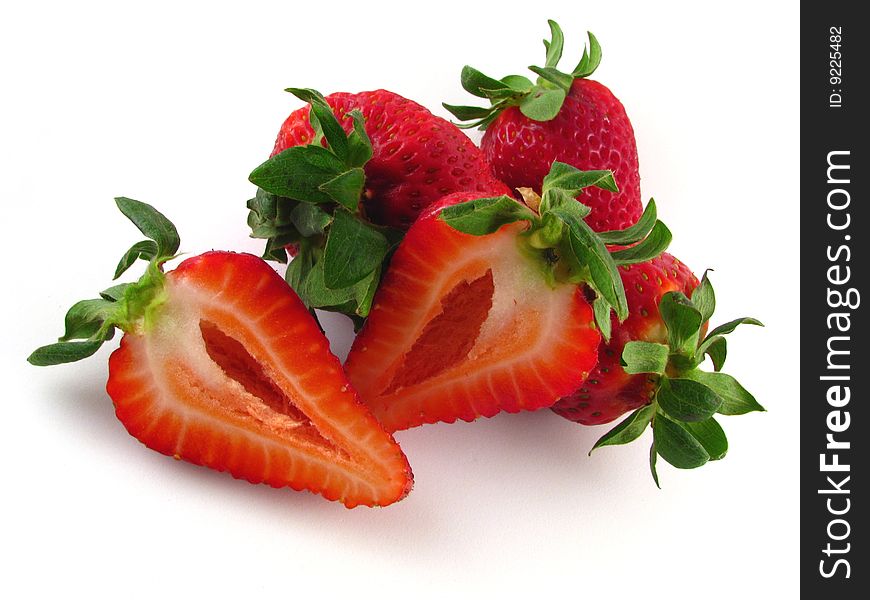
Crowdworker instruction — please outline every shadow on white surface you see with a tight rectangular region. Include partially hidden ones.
[38,356,616,552]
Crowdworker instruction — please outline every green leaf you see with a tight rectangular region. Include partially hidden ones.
[590,404,654,453]
[345,109,373,168]
[478,86,526,101]
[245,190,301,264]
[114,197,180,259]
[610,221,672,266]
[622,341,669,375]
[691,271,716,323]
[261,238,289,264]
[697,335,727,371]
[706,317,764,339]
[539,189,591,218]
[543,19,565,67]
[114,240,159,279]
[319,167,365,211]
[552,210,627,320]
[289,203,332,237]
[353,264,381,318]
[649,441,661,488]
[246,189,297,239]
[519,87,566,121]
[322,210,389,289]
[684,417,728,460]
[468,109,504,131]
[286,88,349,163]
[292,252,381,318]
[249,145,344,203]
[597,199,658,245]
[572,31,602,78]
[439,195,537,235]
[657,377,723,422]
[60,299,116,342]
[284,247,318,300]
[541,162,618,197]
[500,75,534,91]
[592,295,612,341]
[442,103,494,121]
[100,283,131,302]
[683,370,765,415]
[27,340,105,366]
[653,413,710,469]
[528,66,574,91]
[659,292,703,352]
[460,65,511,98]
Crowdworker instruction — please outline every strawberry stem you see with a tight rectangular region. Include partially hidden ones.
[28,199,178,366]
[444,20,602,128]
[440,162,671,337]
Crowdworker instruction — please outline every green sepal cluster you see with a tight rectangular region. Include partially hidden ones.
[27,198,179,366]
[246,88,398,322]
[443,20,601,129]
[438,162,671,338]
[588,272,765,486]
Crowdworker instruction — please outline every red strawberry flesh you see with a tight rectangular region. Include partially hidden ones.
[107,251,412,507]
[345,193,601,432]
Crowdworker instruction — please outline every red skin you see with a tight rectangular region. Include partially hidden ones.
[107,252,412,508]
[273,90,510,229]
[482,79,641,232]
[552,252,699,425]
[345,192,601,432]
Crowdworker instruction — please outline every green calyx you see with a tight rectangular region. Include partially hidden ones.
[588,272,765,486]
[27,198,179,366]
[247,87,397,325]
[438,162,672,339]
[443,20,602,129]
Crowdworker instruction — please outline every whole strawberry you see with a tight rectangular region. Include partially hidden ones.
[553,252,700,426]
[272,89,510,229]
[247,88,509,323]
[444,21,641,232]
[553,255,765,484]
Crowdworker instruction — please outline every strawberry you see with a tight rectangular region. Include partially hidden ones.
[271,89,511,229]
[552,256,764,485]
[344,163,671,432]
[552,252,701,426]
[444,21,642,232]
[29,198,412,508]
[246,89,510,323]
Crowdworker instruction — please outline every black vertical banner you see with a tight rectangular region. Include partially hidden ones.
[802,4,866,596]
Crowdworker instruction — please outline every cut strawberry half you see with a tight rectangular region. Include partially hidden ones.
[29,199,412,508]
[345,163,673,432]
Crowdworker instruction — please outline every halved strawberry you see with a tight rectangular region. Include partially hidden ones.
[29,199,412,508]
[345,163,672,432]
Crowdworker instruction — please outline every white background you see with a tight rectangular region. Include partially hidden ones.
[1,1,799,598]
